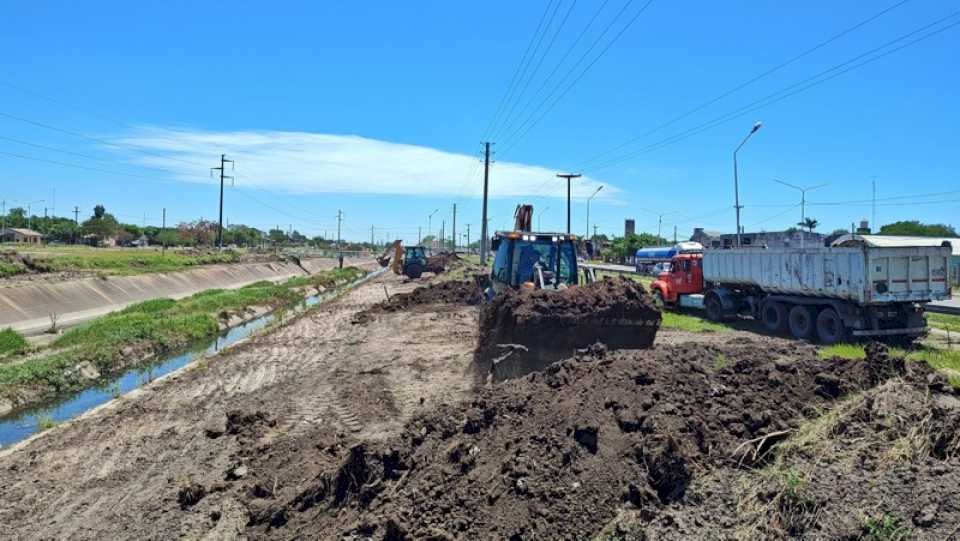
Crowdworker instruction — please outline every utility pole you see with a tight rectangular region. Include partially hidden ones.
[418,226,421,245]
[556,173,581,235]
[210,154,234,250]
[336,210,343,269]
[452,203,457,253]
[1,200,6,234]
[440,221,445,252]
[480,142,492,265]
[593,224,598,239]
[370,225,375,247]
[466,223,471,252]
[674,225,677,244]
[161,208,167,253]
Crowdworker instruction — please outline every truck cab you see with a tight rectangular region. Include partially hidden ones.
[489,231,580,294]
[650,253,705,306]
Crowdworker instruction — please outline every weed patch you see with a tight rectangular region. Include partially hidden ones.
[0,328,29,356]
[661,311,730,333]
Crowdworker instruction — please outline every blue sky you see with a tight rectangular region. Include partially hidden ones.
[0,0,957,244]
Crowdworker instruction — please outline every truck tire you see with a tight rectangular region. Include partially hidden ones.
[815,308,847,344]
[788,305,816,340]
[404,264,424,279]
[705,292,724,322]
[761,301,788,334]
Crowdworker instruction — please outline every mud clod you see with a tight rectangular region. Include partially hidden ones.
[178,483,207,510]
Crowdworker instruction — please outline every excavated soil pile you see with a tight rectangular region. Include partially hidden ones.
[353,280,481,324]
[475,277,660,380]
[232,339,955,539]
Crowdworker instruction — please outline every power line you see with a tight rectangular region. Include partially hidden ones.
[491,0,578,142]
[482,0,559,141]
[499,0,656,156]
[0,110,211,168]
[584,10,960,172]
[573,0,911,170]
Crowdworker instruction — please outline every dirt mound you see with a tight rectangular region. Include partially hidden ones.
[236,339,953,539]
[353,280,481,323]
[475,277,660,380]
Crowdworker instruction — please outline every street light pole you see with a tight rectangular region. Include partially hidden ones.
[556,173,581,235]
[427,208,439,248]
[733,121,762,247]
[772,178,828,224]
[586,186,603,239]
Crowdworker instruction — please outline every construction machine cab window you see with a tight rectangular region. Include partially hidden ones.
[492,234,577,289]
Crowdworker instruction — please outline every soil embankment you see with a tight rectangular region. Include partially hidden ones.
[475,277,661,380]
[0,257,371,335]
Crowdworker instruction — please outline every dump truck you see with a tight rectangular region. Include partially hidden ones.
[649,243,953,343]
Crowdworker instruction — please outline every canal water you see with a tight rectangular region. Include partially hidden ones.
[0,268,384,449]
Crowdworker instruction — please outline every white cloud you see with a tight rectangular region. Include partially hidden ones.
[117,128,620,201]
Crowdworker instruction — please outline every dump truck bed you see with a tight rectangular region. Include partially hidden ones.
[703,245,952,305]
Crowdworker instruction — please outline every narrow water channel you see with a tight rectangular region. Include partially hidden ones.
[0,268,384,449]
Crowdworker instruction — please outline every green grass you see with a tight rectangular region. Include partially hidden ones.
[0,260,26,277]
[819,343,960,388]
[818,343,868,360]
[862,514,912,541]
[927,313,960,334]
[2,246,243,278]
[660,311,731,333]
[0,328,29,357]
[0,266,367,398]
[36,417,58,431]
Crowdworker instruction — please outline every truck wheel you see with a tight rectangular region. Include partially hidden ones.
[761,301,788,334]
[705,293,724,322]
[652,290,665,309]
[788,305,816,340]
[404,264,424,279]
[815,308,847,344]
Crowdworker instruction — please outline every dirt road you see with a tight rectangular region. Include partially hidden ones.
[0,271,476,539]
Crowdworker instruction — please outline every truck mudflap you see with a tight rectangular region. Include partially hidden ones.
[851,326,927,337]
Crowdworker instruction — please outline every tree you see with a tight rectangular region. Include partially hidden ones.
[879,220,957,237]
[608,233,669,262]
[80,205,120,238]
[268,229,288,244]
[798,218,819,233]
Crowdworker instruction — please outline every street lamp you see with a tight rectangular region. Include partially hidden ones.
[537,206,550,231]
[427,208,439,247]
[772,178,828,224]
[586,186,603,239]
[733,121,762,247]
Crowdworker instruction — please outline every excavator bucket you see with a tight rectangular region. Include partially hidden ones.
[473,277,661,382]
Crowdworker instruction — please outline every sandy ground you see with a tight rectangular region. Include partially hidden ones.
[0,271,476,540]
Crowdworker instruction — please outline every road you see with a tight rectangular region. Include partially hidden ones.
[928,297,960,315]
[0,271,477,539]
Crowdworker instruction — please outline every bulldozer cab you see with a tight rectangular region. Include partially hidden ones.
[489,231,579,293]
[404,246,428,266]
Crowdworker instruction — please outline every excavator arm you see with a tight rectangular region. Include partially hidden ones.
[376,240,404,275]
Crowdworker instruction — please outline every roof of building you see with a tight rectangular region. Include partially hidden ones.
[0,227,43,237]
[831,234,960,256]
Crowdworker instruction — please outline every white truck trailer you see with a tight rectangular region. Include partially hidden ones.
[650,242,953,343]
[703,244,953,342]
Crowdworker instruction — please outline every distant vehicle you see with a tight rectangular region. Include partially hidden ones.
[649,262,672,276]
[649,244,953,343]
[634,242,702,273]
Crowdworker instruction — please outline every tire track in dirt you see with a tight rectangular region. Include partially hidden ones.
[0,271,479,540]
